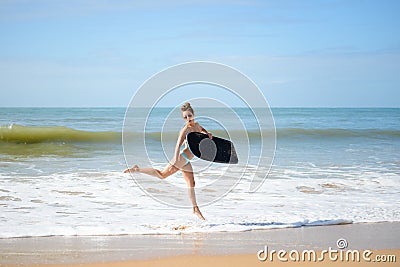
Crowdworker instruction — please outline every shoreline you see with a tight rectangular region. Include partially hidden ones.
[1,221,399,266]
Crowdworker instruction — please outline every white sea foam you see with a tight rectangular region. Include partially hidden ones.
[0,165,399,238]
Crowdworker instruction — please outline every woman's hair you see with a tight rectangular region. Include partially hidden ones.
[181,102,194,114]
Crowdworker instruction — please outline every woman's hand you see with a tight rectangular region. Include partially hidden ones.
[207,132,213,139]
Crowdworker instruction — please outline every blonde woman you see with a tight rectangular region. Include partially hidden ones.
[124,102,212,220]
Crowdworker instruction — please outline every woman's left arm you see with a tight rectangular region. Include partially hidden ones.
[199,124,212,139]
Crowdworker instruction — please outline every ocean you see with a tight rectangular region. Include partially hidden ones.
[0,107,399,238]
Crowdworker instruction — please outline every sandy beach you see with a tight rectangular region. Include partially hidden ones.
[1,222,399,266]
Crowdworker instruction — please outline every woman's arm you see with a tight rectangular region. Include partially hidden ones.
[172,127,186,165]
[199,124,212,139]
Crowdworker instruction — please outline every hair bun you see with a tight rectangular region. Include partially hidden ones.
[181,102,194,113]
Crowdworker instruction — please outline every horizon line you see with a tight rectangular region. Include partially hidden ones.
[1,106,399,109]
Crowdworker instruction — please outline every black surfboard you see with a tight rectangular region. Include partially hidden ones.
[186,132,238,164]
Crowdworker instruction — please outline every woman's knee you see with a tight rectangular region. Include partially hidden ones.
[188,180,195,187]
[157,170,168,179]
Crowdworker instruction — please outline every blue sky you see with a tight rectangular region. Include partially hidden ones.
[0,0,399,107]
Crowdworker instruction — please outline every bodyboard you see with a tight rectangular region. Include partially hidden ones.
[187,132,238,164]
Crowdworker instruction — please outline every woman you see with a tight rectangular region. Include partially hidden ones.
[124,102,212,220]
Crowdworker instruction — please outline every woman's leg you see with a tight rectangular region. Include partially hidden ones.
[182,164,205,220]
[124,163,179,179]
[124,154,189,178]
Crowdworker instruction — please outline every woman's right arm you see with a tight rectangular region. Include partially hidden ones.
[172,127,186,165]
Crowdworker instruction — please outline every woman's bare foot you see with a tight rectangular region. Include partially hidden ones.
[123,164,139,173]
[193,206,205,220]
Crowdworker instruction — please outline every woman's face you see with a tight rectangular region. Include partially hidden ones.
[182,110,194,124]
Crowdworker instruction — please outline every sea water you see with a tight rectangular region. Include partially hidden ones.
[0,107,399,238]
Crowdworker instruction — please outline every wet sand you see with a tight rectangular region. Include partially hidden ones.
[1,222,399,266]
